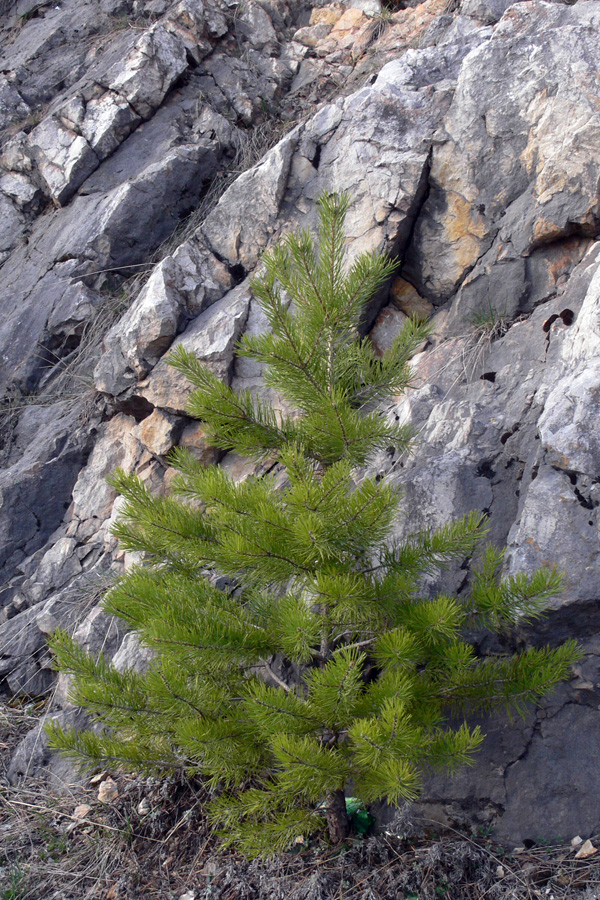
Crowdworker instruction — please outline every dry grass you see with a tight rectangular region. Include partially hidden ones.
[421,311,513,403]
[456,310,510,379]
[2,703,600,900]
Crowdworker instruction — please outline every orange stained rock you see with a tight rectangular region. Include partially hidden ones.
[390,277,433,320]
[330,7,367,32]
[380,0,450,48]
[527,238,591,296]
[542,237,591,284]
[442,190,488,268]
[531,209,598,248]
[320,0,448,66]
[318,7,370,54]
[532,216,566,246]
[525,537,543,551]
[310,3,345,26]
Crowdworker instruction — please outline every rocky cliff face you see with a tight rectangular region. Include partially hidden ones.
[1,0,599,847]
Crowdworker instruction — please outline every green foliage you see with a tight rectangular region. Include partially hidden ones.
[169,192,421,467]
[48,193,580,858]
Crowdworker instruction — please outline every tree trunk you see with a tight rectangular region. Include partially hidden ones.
[325,788,350,844]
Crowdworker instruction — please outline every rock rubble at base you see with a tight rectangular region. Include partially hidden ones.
[0,0,599,846]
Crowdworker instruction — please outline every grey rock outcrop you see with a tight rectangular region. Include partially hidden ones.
[1,0,600,848]
[405,0,600,314]
[136,280,251,412]
[94,235,233,396]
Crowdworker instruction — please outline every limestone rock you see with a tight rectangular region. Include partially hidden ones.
[98,777,119,803]
[461,0,521,25]
[0,0,121,114]
[370,305,409,357]
[137,283,251,413]
[103,23,188,121]
[489,691,600,846]
[112,632,155,674]
[17,11,211,206]
[390,277,433,320]
[284,35,486,272]
[0,402,98,587]
[68,414,144,542]
[537,266,600,477]
[202,51,295,126]
[0,133,33,175]
[53,602,127,707]
[178,421,222,467]
[134,409,182,457]
[315,7,370,57]
[0,75,29,130]
[95,237,232,396]
[203,131,298,268]
[28,116,99,207]
[0,586,96,696]
[310,5,344,27]
[235,1,278,50]
[7,707,91,787]
[0,171,42,212]
[405,1,600,304]
[47,283,104,348]
[505,260,600,601]
[70,605,124,659]
[32,538,82,600]
[293,23,333,47]
[78,91,142,160]
[0,192,25,260]
[0,91,223,396]
[349,0,382,14]
[164,0,228,63]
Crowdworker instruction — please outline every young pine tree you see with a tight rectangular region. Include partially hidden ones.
[49,193,579,856]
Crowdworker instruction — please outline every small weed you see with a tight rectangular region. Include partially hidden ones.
[440,301,510,383]
[17,1,51,24]
[33,817,68,860]
[426,303,513,400]
[108,12,135,30]
[467,300,510,340]
[365,7,394,44]
[0,861,27,900]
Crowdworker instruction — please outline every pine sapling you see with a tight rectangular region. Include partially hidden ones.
[48,193,580,856]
